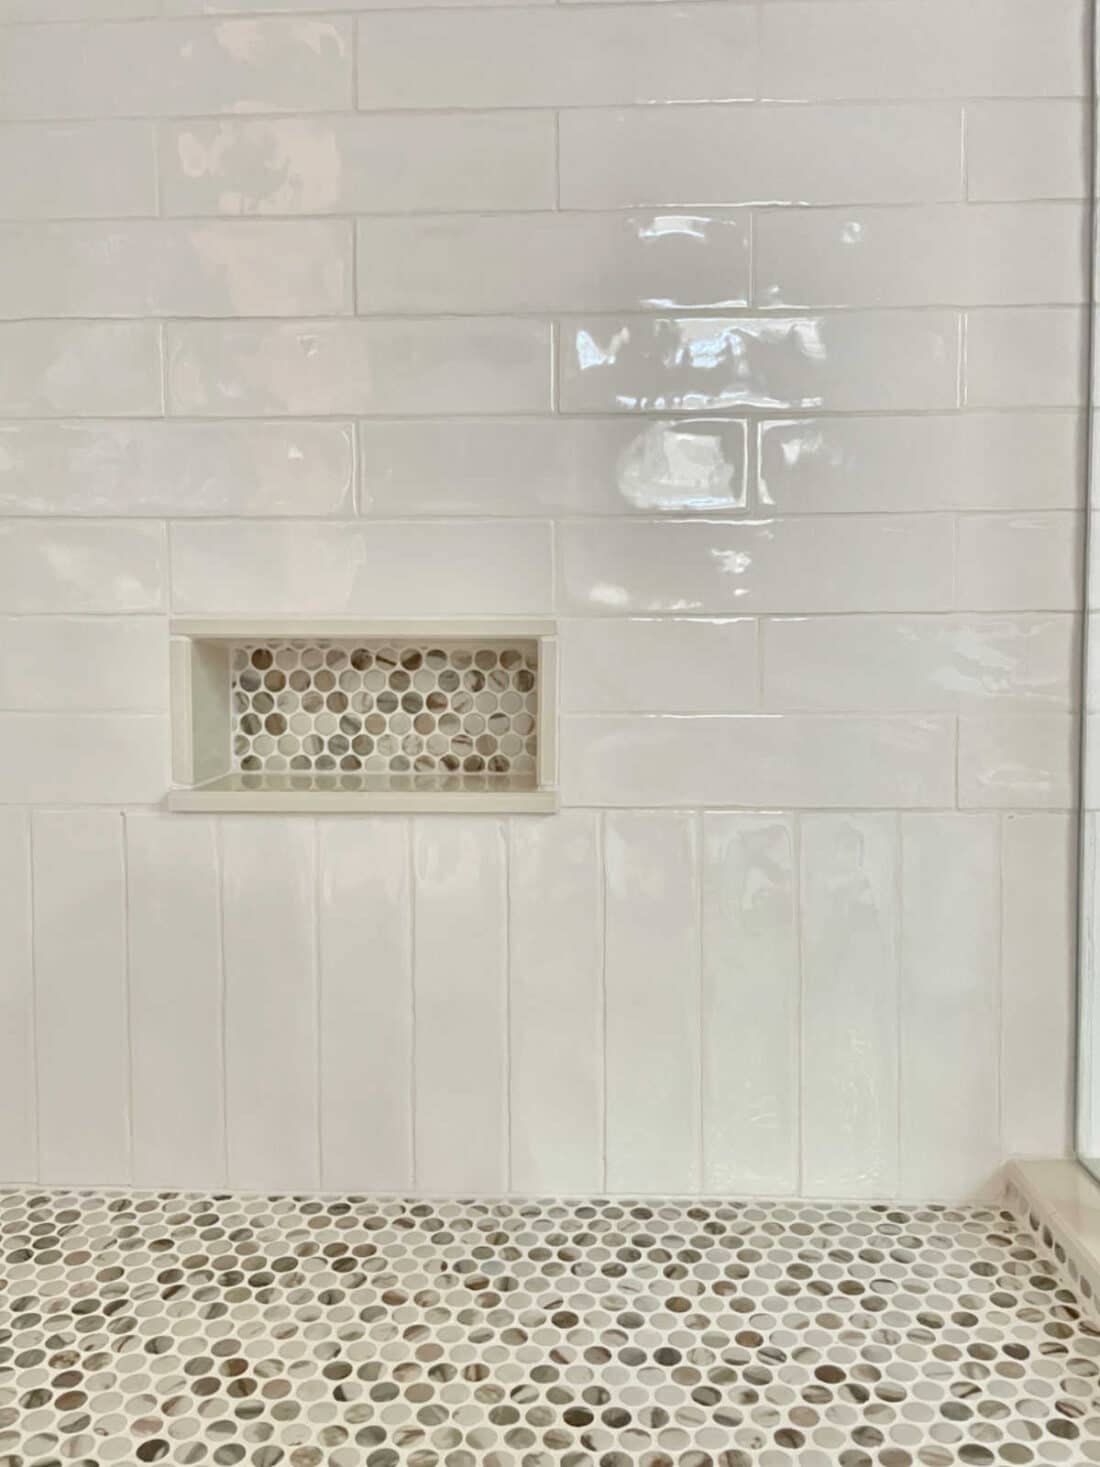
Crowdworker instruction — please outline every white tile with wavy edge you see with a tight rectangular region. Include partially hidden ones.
[167,319,551,416]
[966,101,1089,202]
[0,522,165,613]
[703,813,798,1195]
[900,815,1000,1199]
[0,221,350,319]
[1,0,156,14]
[558,517,953,616]
[958,715,1076,810]
[562,618,758,714]
[965,307,1088,408]
[759,0,1086,101]
[0,810,33,1182]
[359,417,747,519]
[357,5,756,111]
[413,820,507,1193]
[0,122,155,220]
[561,715,955,810]
[125,813,225,1189]
[0,421,353,517]
[318,819,413,1192]
[32,810,129,1185]
[0,17,353,120]
[0,322,161,417]
[509,812,603,1194]
[0,618,166,712]
[167,0,551,12]
[160,113,555,216]
[755,204,1086,309]
[604,811,700,1193]
[1001,813,1075,1158]
[221,818,318,1192]
[956,513,1082,612]
[762,615,1075,713]
[170,520,551,616]
[560,104,964,209]
[0,714,166,803]
[357,212,750,316]
[560,315,960,414]
[758,413,1084,514]
[800,815,899,1199]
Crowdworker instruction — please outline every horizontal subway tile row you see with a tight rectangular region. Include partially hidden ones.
[1,5,1083,122]
[0,712,1071,810]
[559,713,1075,810]
[355,205,1086,315]
[0,314,1083,415]
[0,413,1081,519]
[0,515,1078,616]
[3,107,1085,223]
[0,808,1071,1194]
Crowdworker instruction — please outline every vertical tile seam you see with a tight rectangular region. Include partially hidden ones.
[996,811,1007,1166]
[214,818,229,1189]
[695,807,705,1190]
[792,809,804,1198]
[894,809,905,1197]
[120,808,134,1185]
[408,818,418,1192]
[502,816,512,1193]
[553,110,561,212]
[598,808,608,1192]
[313,817,324,1191]
[27,808,40,1184]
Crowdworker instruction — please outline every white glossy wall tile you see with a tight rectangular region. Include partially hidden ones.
[508,812,603,1193]
[702,813,799,1196]
[125,812,225,1188]
[413,820,508,1193]
[221,818,319,1192]
[318,819,413,1192]
[604,812,701,1194]
[0,0,1085,1202]
[900,815,1001,1198]
[1001,814,1075,1158]
[0,809,34,1182]
[800,815,900,1198]
[32,810,130,1185]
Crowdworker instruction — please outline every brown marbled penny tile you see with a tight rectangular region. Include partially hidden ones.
[0,1190,1097,1467]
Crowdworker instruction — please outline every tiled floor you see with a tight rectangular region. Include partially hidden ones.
[0,1190,1097,1467]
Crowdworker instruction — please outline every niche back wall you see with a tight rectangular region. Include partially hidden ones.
[0,0,1087,1200]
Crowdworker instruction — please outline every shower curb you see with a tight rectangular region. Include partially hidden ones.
[1005,1157,1100,1315]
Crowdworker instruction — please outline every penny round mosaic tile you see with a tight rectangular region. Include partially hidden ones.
[0,1189,1098,1467]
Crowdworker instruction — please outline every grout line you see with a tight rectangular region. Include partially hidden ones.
[408,818,418,1192]
[120,809,135,1186]
[213,818,230,1189]
[894,810,904,1194]
[696,808,705,1190]
[996,811,1007,1167]
[26,809,41,1186]
[792,811,804,1197]
[598,809,608,1192]
[503,817,512,1193]
[313,817,324,1192]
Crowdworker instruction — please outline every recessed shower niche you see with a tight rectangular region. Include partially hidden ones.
[168,621,558,812]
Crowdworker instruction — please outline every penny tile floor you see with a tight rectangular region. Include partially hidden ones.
[0,1189,1097,1467]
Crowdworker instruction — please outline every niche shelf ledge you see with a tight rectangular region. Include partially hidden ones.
[168,619,558,815]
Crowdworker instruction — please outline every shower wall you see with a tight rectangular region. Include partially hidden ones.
[0,0,1087,1200]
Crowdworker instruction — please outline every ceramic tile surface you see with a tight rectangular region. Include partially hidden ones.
[0,1186,1097,1467]
[0,0,1086,1201]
